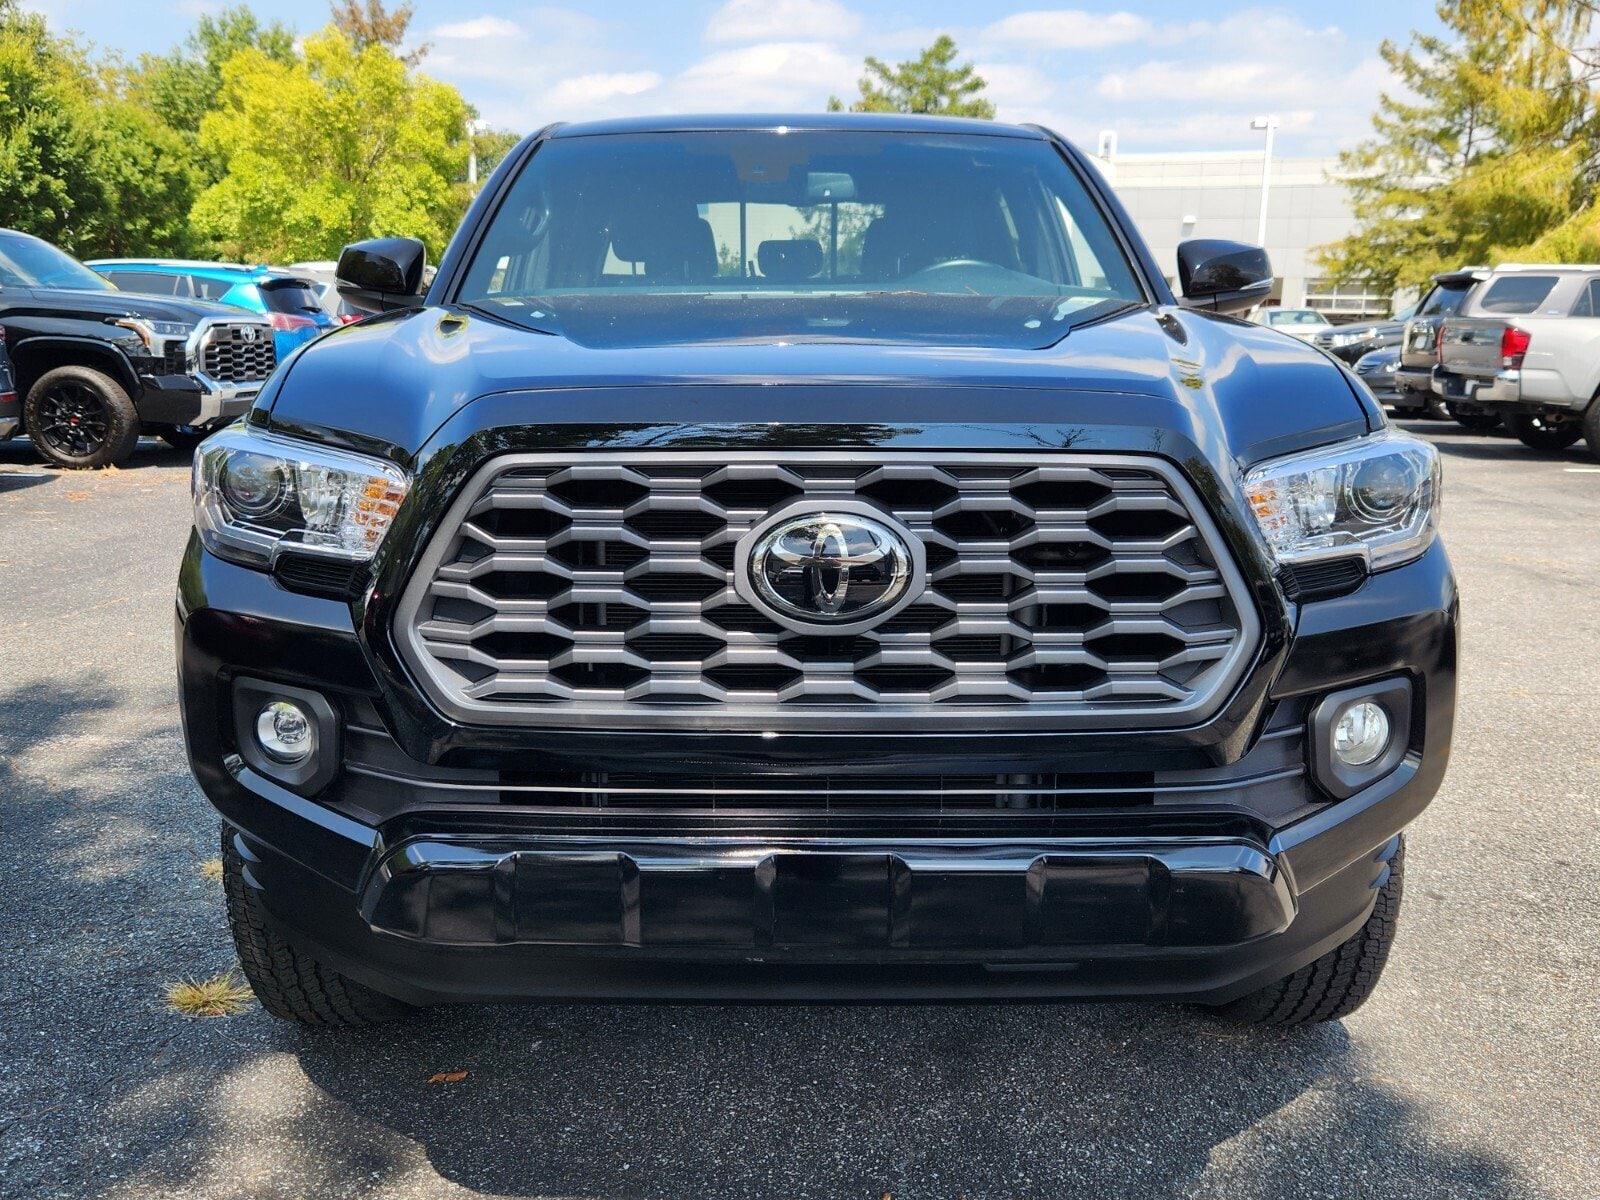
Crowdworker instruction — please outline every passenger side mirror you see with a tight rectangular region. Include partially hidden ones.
[336,237,428,314]
[1176,239,1273,315]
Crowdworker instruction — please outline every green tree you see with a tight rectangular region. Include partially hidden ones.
[1322,1,1598,289]
[191,29,470,261]
[130,7,295,137]
[0,9,100,247]
[827,35,994,118]
[0,5,199,255]
[471,126,521,180]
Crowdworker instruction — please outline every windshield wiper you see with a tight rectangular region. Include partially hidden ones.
[456,300,560,336]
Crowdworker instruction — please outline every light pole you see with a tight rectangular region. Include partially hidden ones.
[1251,115,1278,250]
[467,118,485,192]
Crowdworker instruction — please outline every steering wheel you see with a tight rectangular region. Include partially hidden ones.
[897,258,1016,291]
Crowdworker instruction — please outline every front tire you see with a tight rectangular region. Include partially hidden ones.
[222,826,415,1026]
[1508,412,1582,450]
[1582,397,1600,461]
[158,425,209,453]
[1208,839,1404,1027]
[25,366,141,469]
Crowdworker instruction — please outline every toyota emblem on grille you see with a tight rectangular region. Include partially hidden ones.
[736,503,925,634]
[239,326,260,342]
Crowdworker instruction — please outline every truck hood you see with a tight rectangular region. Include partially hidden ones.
[263,303,1375,467]
[27,286,246,325]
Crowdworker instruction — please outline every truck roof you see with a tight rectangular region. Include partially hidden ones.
[550,112,1049,140]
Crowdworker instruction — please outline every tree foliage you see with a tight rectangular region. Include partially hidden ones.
[1323,1,1600,289]
[331,0,425,65]
[191,29,469,261]
[828,36,994,119]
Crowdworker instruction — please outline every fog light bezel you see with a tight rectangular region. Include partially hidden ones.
[232,677,341,794]
[1309,678,1413,799]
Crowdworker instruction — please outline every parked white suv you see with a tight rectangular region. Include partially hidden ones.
[1433,264,1600,454]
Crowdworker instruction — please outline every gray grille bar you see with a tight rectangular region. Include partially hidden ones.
[394,452,1261,731]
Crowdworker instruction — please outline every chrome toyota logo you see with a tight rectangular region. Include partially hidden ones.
[239,326,260,343]
[736,503,924,634]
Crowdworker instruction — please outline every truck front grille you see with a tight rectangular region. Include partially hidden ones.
[197,324,276,384]
[395,452,1260,731]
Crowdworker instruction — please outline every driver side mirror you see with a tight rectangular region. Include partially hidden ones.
[1176,239,1273,315]
[336,237,427,315]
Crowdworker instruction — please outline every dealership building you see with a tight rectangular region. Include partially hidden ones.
[1090,135,1390,321]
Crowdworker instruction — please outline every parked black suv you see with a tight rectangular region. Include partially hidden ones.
[178,116,1456,1028]
[0,230,276,467]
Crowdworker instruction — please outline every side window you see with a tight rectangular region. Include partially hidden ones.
[1573,278,1600,317]
[104,270,179,295]
[191,277,233,301]
[1477,275,1559,314]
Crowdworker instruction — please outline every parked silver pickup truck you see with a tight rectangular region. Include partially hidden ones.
[1397,268,1491,426]
[1434,264,1600,454]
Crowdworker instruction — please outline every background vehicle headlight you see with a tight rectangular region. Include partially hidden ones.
[193,426,410,567]
[1244,431,1440,571]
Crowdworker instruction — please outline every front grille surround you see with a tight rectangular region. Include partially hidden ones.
[196,322,276,385]
[393,451,1261,732]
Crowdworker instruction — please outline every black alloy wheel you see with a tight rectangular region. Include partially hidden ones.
[34,380,111,459]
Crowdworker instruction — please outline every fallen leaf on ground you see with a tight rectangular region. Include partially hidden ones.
[427,1070,469,1084]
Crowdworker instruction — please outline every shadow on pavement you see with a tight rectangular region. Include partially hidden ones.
[0,436,193,473]
[242,999,1524,1199]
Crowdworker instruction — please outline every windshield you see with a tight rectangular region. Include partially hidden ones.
[455,129,1146,349]
[1267,309,1329,327]
[0,233,115,291]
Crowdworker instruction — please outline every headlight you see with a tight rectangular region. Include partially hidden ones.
[193,426,410,567]
[1243,431,1439,571]
[112,318,194,347]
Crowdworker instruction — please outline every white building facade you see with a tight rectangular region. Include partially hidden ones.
[1091,136,1388,320]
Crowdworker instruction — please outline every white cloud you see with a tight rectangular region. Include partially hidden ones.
[707,0,861,44]
[545,71,663,109]
[982,10,1151,50]
[433,16,524,41]
[666,41,857,111]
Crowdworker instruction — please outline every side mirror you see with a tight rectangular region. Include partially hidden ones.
[336,237,427,314]
[1176,239,1273,315]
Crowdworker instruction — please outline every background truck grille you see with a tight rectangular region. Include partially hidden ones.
[395,452,1259,731]
[198,324,276,384]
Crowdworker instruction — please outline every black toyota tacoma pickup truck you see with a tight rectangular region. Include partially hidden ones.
[0,229,276,467]
[178,115,1456,1028]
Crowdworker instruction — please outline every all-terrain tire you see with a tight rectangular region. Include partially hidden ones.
[221,825,414,1026]
[1208,839,1405,1027]
[25,365,141,469]
[1508,412,1582,451]
[1444,402,1501,432]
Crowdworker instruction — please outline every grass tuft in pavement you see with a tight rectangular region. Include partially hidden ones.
[198,858,223,883]
[166,970,253,1018]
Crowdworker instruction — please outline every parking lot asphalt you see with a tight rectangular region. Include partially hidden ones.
[1,419,1596,1200]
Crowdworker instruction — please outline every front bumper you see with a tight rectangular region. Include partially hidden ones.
[0,389,18,441]
[178,528,1457,1004]
[135,374,259,430]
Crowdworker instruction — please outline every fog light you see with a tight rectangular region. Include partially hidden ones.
[1332,701,1390,767]
[256,700,314,763]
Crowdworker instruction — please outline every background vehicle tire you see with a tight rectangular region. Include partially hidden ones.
[222,826,415,1026]
[1508,412,1582,450]
[1207,839,1404,1027]
[24,366,141,469]
[1583,397,1600,460]
[1444,402,1501,432]
[158,425,208,453]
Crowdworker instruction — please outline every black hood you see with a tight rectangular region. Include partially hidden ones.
[26,286,246,326]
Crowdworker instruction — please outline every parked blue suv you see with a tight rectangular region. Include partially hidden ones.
[86,259,334,358]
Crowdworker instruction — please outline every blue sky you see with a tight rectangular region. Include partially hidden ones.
[32,1,1443,155]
